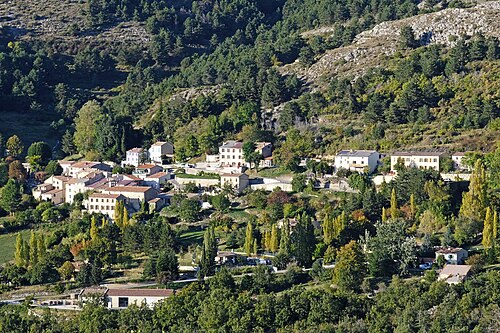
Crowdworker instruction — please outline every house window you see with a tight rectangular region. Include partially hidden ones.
[434,158,437,162]
[118,297,129,308]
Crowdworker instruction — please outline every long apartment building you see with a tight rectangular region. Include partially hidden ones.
[219,141,272,168]
[390,152,447,172]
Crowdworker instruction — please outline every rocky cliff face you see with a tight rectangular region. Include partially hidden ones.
[0,0,150,50]
[287,1,500,85]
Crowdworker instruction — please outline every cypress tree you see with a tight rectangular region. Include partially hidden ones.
[199,227,217,277]
[293,213,316,267]
[244,222,254,256]
[382,207,387,222]
[323,214,333,245]
[253,239,258,255]
[390,188,399,218]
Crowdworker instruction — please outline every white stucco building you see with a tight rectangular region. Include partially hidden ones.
[435,247,468,265]
[221,173,249,194]
[122,147,146,167]
[390,152,447,172]
[334,150,380,174]
[148,141,174,164]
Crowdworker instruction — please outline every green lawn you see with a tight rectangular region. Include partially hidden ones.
[227,208,254,222]
[0,230,31,265]
[256,168,293,178]
[178,230,205,246]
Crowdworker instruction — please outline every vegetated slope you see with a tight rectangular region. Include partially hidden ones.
[287,1,500,85]
[0,0,150,50]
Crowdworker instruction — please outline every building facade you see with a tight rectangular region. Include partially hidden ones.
[390,152,447,172]
[334,150,380,173]
[122,148,146,167]
[221,173,249,193]
[149,141,174,164]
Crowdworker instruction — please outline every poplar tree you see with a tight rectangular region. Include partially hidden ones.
[270,224,279,253]
[333,211,346,239]
[323,214,333,245]
[390,188,399,218]
[123,207,130,229]
[460,159,487,221]
[114,201,123,228]
[37,233,46,260]
[90,216,99,241]
[29,232,38,266]
[14,233,24,267]
[482,207,494,248]
[409,193,416,220]
[279,220,292,256]
[493,210,498,240]
[244,222,254,256]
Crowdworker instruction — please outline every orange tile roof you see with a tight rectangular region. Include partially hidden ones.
[106,186,153,193]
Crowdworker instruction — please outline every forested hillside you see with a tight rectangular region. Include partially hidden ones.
[1,0,498,159]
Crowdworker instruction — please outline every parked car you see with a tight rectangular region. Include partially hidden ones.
[419,262,433,270]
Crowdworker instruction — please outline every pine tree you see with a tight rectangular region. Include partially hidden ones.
[279,220,292,256]
[270,224,279,253]
[244,222,254,256]
[29,232,38,266]
[460,159,487,221]
[90,216,99,241]
[390,188,399,218]
[14,233,24,267]
[482,207,493,248]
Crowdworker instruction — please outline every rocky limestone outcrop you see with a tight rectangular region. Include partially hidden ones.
[288,1,500,85]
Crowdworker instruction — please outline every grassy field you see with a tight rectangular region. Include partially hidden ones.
[0,229,32,265]
[177,229,205,247]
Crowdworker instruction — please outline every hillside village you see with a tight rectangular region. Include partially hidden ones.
[0,0,499,331]
[32,140,476,219]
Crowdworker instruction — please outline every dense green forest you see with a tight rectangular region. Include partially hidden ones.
[1,269,499,332]
[2,0,497,159]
